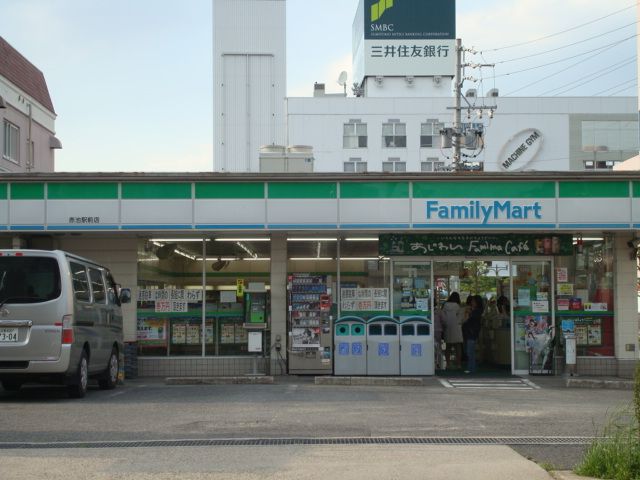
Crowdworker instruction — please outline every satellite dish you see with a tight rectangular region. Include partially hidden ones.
[337,71,348,96]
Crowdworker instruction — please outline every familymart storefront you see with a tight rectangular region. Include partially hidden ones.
[0,172,638,378]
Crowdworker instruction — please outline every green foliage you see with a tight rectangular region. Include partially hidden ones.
[634,362,640,429]
[575,407,640,480]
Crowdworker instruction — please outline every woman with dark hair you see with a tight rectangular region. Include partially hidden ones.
[463,295,483,374]
[441,292,464,369]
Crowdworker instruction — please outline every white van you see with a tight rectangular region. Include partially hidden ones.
[0,250,131,398]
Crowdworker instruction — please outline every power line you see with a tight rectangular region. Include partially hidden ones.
[550,59,636,96]
[608,84,637,95]
[593,78,637,95]
[482,1,638,52]
[535,56,636,97]
[490,34,636,79]
[506,56,635,96]
[495,21,637,64]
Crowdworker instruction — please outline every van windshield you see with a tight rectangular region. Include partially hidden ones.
[0,257,61,304]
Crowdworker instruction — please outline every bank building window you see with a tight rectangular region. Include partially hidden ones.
[421,158,445,172]
[382,121,406,148]
[344,158,367,173]
[2,120,19,163]
[343,121,367,148]
[420,120,443,148]
[382,157,406,172]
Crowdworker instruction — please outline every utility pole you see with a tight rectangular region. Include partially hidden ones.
[446,39,496,171]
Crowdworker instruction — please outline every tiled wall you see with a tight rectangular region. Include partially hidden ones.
[138,357,284,377]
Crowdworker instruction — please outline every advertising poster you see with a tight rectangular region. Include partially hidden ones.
[172,324,186,344]
[186,324,200,345]
[557,283,574,296]
[556,268,568,283]
[518,288,531,307]
[137,318,167,345]
[531,300,549,313]
[205,323,214,344]
[235,324,248,343]
[292,327,321,348]
[575,325,588,345]
[514,320,526,352]
[221,324,235,344]
[524,315,553,370]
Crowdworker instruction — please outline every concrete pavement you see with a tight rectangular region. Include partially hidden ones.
[0,445,555,480]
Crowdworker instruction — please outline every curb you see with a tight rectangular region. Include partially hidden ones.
[565,378,633,390]
[315,376,424,386]
[551,471,600,480]
[165,376,274,385]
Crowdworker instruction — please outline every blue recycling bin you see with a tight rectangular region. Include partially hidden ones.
[334,316,366,375]
[366,316,400,375]
[399,316,434,376]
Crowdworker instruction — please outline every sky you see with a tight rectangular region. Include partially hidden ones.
[0,0,637,172]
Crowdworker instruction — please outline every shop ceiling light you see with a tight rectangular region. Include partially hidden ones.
[290,257,334,261]
[339,257,380,261]
[149,238,210,242]
[215,238,270,242]
[287,238,337,242]
[572,237,604,242]
[345,237,378,241]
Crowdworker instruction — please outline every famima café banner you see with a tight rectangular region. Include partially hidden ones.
[379,234,574,257]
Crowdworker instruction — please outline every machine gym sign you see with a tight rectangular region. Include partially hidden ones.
[499,129,544,171]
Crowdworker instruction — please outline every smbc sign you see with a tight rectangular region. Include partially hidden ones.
[365,0,456,40]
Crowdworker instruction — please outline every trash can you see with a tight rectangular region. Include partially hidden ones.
[366,316,400,375]
[334,316,366,375]
[399,316,434,376]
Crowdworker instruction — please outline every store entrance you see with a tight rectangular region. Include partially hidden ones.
[434,260,512,375]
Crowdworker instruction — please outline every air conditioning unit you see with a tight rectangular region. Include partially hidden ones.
[487,88,499,98]
[465,89,477,98]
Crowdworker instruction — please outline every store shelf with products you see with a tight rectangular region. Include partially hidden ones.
[288,273,333,374]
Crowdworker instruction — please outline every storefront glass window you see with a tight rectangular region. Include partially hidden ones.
[136,238,270,357]
[338,237,390,321]
[555,235,615,356]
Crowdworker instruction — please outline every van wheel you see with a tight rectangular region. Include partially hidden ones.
[1,380,22,391]
[98,349,118,390]
[68,351,89,399]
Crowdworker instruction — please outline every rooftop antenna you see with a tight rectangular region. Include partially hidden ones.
[337,71,348,96]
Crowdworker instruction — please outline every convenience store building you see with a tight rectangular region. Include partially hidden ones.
[1,171,638,378]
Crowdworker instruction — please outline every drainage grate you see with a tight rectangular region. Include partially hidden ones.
[0,436,596,450]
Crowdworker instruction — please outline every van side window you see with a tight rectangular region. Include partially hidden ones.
[88,268,106,304]
[105,271,121,306]
[70,262,91,302]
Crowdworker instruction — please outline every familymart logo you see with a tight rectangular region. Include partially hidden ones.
[371,0,394,23]
[426,200,543,225]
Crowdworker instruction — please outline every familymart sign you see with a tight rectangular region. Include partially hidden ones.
[421,198,555,227]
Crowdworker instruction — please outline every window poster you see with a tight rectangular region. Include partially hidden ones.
[205,323,214,344]
[186,324,200,344]
[557,283,574,296]
[588,321,602,345]
[575,325,588,345]
[235,324,248,343]
[172,324,186,344]
[518,288,531,307]
[514,320,526,352]
[221,324,235,344]
[556,268,568,283]
[137,318,167,342]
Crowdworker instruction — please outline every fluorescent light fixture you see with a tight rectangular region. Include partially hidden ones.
[339,257,381,261]
[287,238,337,242]
[572,237,604,242]
[174,249,197,260]
[149,238,210,242]
[197,257,239,261]
[236,241,258,259]
[345,237,378,241]
[215,238,270,242]
[244,257,271,261]
[290,257,334,261]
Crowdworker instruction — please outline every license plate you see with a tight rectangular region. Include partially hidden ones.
[0,328,18,342]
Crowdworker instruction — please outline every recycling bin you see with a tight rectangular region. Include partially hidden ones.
[334,317,366,375]
[399,317,434,376]
[366,316,400,375]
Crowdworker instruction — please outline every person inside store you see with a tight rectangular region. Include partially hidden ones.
[433,302,444,369]
[463,295,483,374]
[441,292,464,369]
[497,295,510,327]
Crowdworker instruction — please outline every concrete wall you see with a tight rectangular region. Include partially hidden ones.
[287,96,637,173]
[614,234,640,377]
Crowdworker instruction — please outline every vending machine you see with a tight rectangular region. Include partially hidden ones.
[288,273,333,374]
